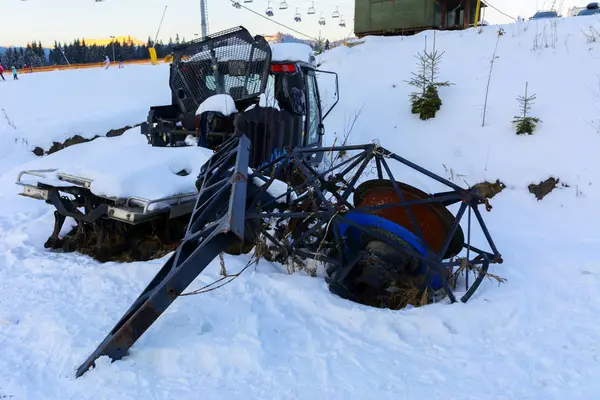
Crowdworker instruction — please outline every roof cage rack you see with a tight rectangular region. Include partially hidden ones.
[279,0,288,10]
[308,1,316,14]
[332,6,340,18]
[294,8,302,22]
[266,1,274,16]
[319,13,326,25]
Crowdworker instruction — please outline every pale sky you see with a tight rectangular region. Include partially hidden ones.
[1,0,587,47]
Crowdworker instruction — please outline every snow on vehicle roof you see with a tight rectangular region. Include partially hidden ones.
[196,94,238,116]
[270,43,315,64]
[179,42,314,65]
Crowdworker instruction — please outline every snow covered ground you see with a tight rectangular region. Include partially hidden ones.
[2,16,600,399]
[0,63,171,170]
[11,127,213,201]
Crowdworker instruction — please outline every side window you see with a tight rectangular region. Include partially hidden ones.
[305,73,321,145]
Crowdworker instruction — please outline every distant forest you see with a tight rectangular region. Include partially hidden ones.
[0,34,188,69]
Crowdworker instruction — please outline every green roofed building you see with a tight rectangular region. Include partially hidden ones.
[354,0,488,38]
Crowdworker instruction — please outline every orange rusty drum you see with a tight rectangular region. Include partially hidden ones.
[353,179,464,259]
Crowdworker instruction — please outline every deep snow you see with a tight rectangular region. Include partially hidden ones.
[0,63,171,160]
[12,127,214,200]
[2,16,600,400]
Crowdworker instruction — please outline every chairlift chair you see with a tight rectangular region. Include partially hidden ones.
[243,0,252,3]
[266,1,274,16]
[294,8,302,22]
[319,13,326,25]
[279,1,288,10]
[339,16,346,27]
[232,1,241,9]
[307,1,316,14]
[332,6,340,18]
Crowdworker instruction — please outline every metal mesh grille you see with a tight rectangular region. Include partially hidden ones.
[170,26,272,115]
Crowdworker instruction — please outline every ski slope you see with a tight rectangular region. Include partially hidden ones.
[2,17,600,399]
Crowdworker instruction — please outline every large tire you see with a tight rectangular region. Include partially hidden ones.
[331,239,426,309]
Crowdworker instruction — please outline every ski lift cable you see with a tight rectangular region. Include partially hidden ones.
[295,0,354,15]
[258,0,354,14]
[234,0,354,25]
[229,0,319,40]
[231,0,355,39]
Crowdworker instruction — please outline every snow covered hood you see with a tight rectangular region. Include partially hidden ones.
[12,127,214,200]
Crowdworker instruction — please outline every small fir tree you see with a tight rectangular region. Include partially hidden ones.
[407,32,452,120]
[513,82,541,135]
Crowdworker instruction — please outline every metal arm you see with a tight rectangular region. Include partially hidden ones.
[75,134,252,378]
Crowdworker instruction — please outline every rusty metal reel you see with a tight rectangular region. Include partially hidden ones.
[353,179,464,259]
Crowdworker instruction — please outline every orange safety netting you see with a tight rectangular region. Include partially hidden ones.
[13,58,166,74]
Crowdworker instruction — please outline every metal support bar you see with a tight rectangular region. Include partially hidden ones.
[74,138,503,378]
[75,134,252,378]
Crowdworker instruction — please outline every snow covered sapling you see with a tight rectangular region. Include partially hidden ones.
[481,35,501,127]
[513,82,541,135]
[313,35,325,55]
[407,32,452,120]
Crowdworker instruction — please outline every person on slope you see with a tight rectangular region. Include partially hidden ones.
[12,66,18,80]
[0,64,5,81]
[104,55,111,69]
[118,54,124,69]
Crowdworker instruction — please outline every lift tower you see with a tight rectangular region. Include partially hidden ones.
[200,0,209,39]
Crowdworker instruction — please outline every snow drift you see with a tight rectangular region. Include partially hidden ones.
[317,17,600,198]
[1,16,600,399]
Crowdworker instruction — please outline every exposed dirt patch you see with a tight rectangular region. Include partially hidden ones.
[528,177,559,200]
[46,214,188,263]
[106,125,138,137]
[32,123,141,156]
[473,179,506,199]
[0,389,13,399]
[176,169,191,176]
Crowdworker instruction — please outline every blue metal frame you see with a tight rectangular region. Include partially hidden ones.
[75,133,503,378]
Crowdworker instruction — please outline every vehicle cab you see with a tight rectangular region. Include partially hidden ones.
[141,27,338,169]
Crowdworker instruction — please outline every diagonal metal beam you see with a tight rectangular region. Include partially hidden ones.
[75,135,252,378]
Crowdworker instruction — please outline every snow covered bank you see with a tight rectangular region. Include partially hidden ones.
[1,17,600,400]
[318,16,600,200]
[0,189,599,399]
[0,63,170,152]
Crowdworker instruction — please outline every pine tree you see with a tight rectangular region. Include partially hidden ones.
[50,41,60,65]
[513,82,541,135]
[81,39,88,63]
[406,32,452,120]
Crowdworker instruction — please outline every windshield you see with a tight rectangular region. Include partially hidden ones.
[532,11,557,18]
[205,74,263,97]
